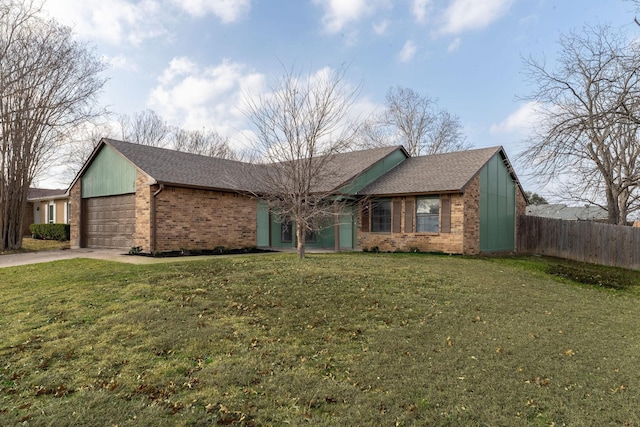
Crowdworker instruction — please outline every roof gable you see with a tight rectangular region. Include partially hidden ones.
[361,146,513,195]
[103,138,262,192]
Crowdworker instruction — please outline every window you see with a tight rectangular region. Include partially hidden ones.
[281,220,316,243]
[416,196,439,233]
[48,203,55,224]
[371,200,391,232]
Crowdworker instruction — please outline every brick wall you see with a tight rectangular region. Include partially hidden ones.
[462,174,480,254]
[154,185,257,252]
[69,182,81,249]
[134,172,150,251]
[357,193,467,254]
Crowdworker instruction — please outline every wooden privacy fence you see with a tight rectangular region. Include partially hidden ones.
[518,215,640,270]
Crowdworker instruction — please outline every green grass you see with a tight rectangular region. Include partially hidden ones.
[0,238,70,254]
[1,253,639,426]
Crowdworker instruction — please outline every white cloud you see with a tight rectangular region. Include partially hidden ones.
[412,0,431,24]
[399,40,417,62]
[43,0,249,47]
[43,0,165,45]
[148,58,266,143]
[313,0,383,34]
[171,0,251,22]
[490,101,542,135]
[373,20,389,35]
[101,54,138,71]
[448,37,462,52]
[440,0,515,35]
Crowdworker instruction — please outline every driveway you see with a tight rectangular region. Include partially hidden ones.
[0,248,219,268]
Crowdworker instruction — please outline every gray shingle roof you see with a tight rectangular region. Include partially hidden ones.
[101,139,404,194]
[28,188,68,200]
[104,139,264,192]
[526,204,608,221]
[271,145,406,193]
[361,146,504,195]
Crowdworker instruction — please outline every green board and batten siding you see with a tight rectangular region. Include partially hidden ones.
[256,201,270,247]
[479,153,516,252]
[339,149,407,195]
[82,145,137,198]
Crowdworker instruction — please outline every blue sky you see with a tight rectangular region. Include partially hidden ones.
[40,0,637,195]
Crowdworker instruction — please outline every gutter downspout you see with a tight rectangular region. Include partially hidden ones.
[151,184,164,253]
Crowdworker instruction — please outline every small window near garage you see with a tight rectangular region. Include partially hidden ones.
[371,200,392,232]
[416,196,439,233]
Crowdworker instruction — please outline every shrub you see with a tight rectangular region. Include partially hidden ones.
[30,224,70,241]
[128,246,143,255]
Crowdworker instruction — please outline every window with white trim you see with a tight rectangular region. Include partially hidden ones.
[416,196,439,233]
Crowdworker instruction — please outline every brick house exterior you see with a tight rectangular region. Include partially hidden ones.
[69,139,262,253]
[357,147,527,255]
[68,138,526,255]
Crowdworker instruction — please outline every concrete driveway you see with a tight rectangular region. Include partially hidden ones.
[0,248,219,268]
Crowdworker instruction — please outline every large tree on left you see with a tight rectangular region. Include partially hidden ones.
[0,0,106,250]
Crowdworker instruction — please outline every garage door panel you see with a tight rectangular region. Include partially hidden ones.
[84,194,135,249]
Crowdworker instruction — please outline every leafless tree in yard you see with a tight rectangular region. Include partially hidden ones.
[244,65,360,258]
[170,127,238,159]
[0,0,106,250]
[358,86,470,156]
[522,25,640,225]
[119,109,170,147]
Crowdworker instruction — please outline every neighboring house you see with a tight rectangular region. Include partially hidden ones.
[526,204,608,222]
[24,188,71,236]
[68,138,527,255]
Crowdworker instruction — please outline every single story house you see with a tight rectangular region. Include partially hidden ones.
[526,204,608,222]
[23,188,71,235]
[68,138,527,255]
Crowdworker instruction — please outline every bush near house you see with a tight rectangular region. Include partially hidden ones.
[29,223,70,241]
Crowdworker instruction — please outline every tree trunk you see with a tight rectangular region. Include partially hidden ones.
[296,221,306,259]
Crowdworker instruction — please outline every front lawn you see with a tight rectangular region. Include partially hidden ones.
[1,238,70,255]
[1,253,639,426]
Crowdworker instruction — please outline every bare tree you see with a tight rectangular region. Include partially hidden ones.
[119,109,170,147]
[359,86,470,156]
[629,0,640,25]
[522,25,640,225]
[0,0,106,250]
[171,127,237,159]
[244,65,359,258]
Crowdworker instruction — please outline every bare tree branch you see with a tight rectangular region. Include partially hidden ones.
[119,109,170,147]
[170,127,238,159]
[0,0,107,250]
[357,86,470,156]
[243,64,360,258]
[522,24,640,224]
